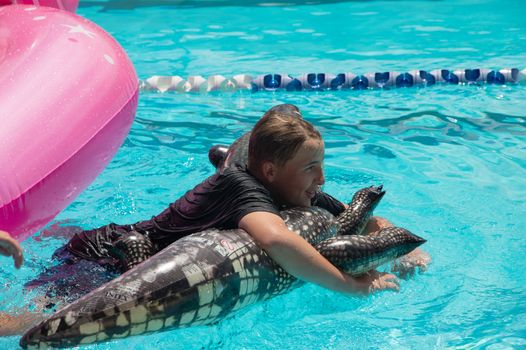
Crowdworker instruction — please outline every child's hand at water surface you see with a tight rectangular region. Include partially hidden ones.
[0,230,23,269]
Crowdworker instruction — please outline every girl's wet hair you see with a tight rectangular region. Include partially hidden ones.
[263,104,302,118]
[248,104,321,172]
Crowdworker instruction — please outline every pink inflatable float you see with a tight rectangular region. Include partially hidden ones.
[0,5,138,241]
[0,0,78,12]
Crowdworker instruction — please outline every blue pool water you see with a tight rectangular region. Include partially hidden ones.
[2,0,526,349]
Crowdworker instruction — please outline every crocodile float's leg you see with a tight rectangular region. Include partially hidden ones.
[104,231,155,272]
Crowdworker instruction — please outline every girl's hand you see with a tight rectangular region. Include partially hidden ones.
[391,248,431,278]
[350,270,400,294]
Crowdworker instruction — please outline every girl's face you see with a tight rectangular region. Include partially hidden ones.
[267,139,325,207]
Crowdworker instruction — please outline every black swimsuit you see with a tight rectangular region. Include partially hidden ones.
[67,163,345,263]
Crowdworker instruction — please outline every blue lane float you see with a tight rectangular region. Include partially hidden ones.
[139,68,525,93]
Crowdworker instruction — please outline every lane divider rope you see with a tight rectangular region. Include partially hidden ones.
[139,68,525,93]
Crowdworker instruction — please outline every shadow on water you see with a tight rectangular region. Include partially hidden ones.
[355,110,526,138]
[80,0,442,10]
[314,107,526,162]
[126,109,257,152]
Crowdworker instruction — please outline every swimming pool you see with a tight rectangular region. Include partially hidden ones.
[1,0,526,348]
